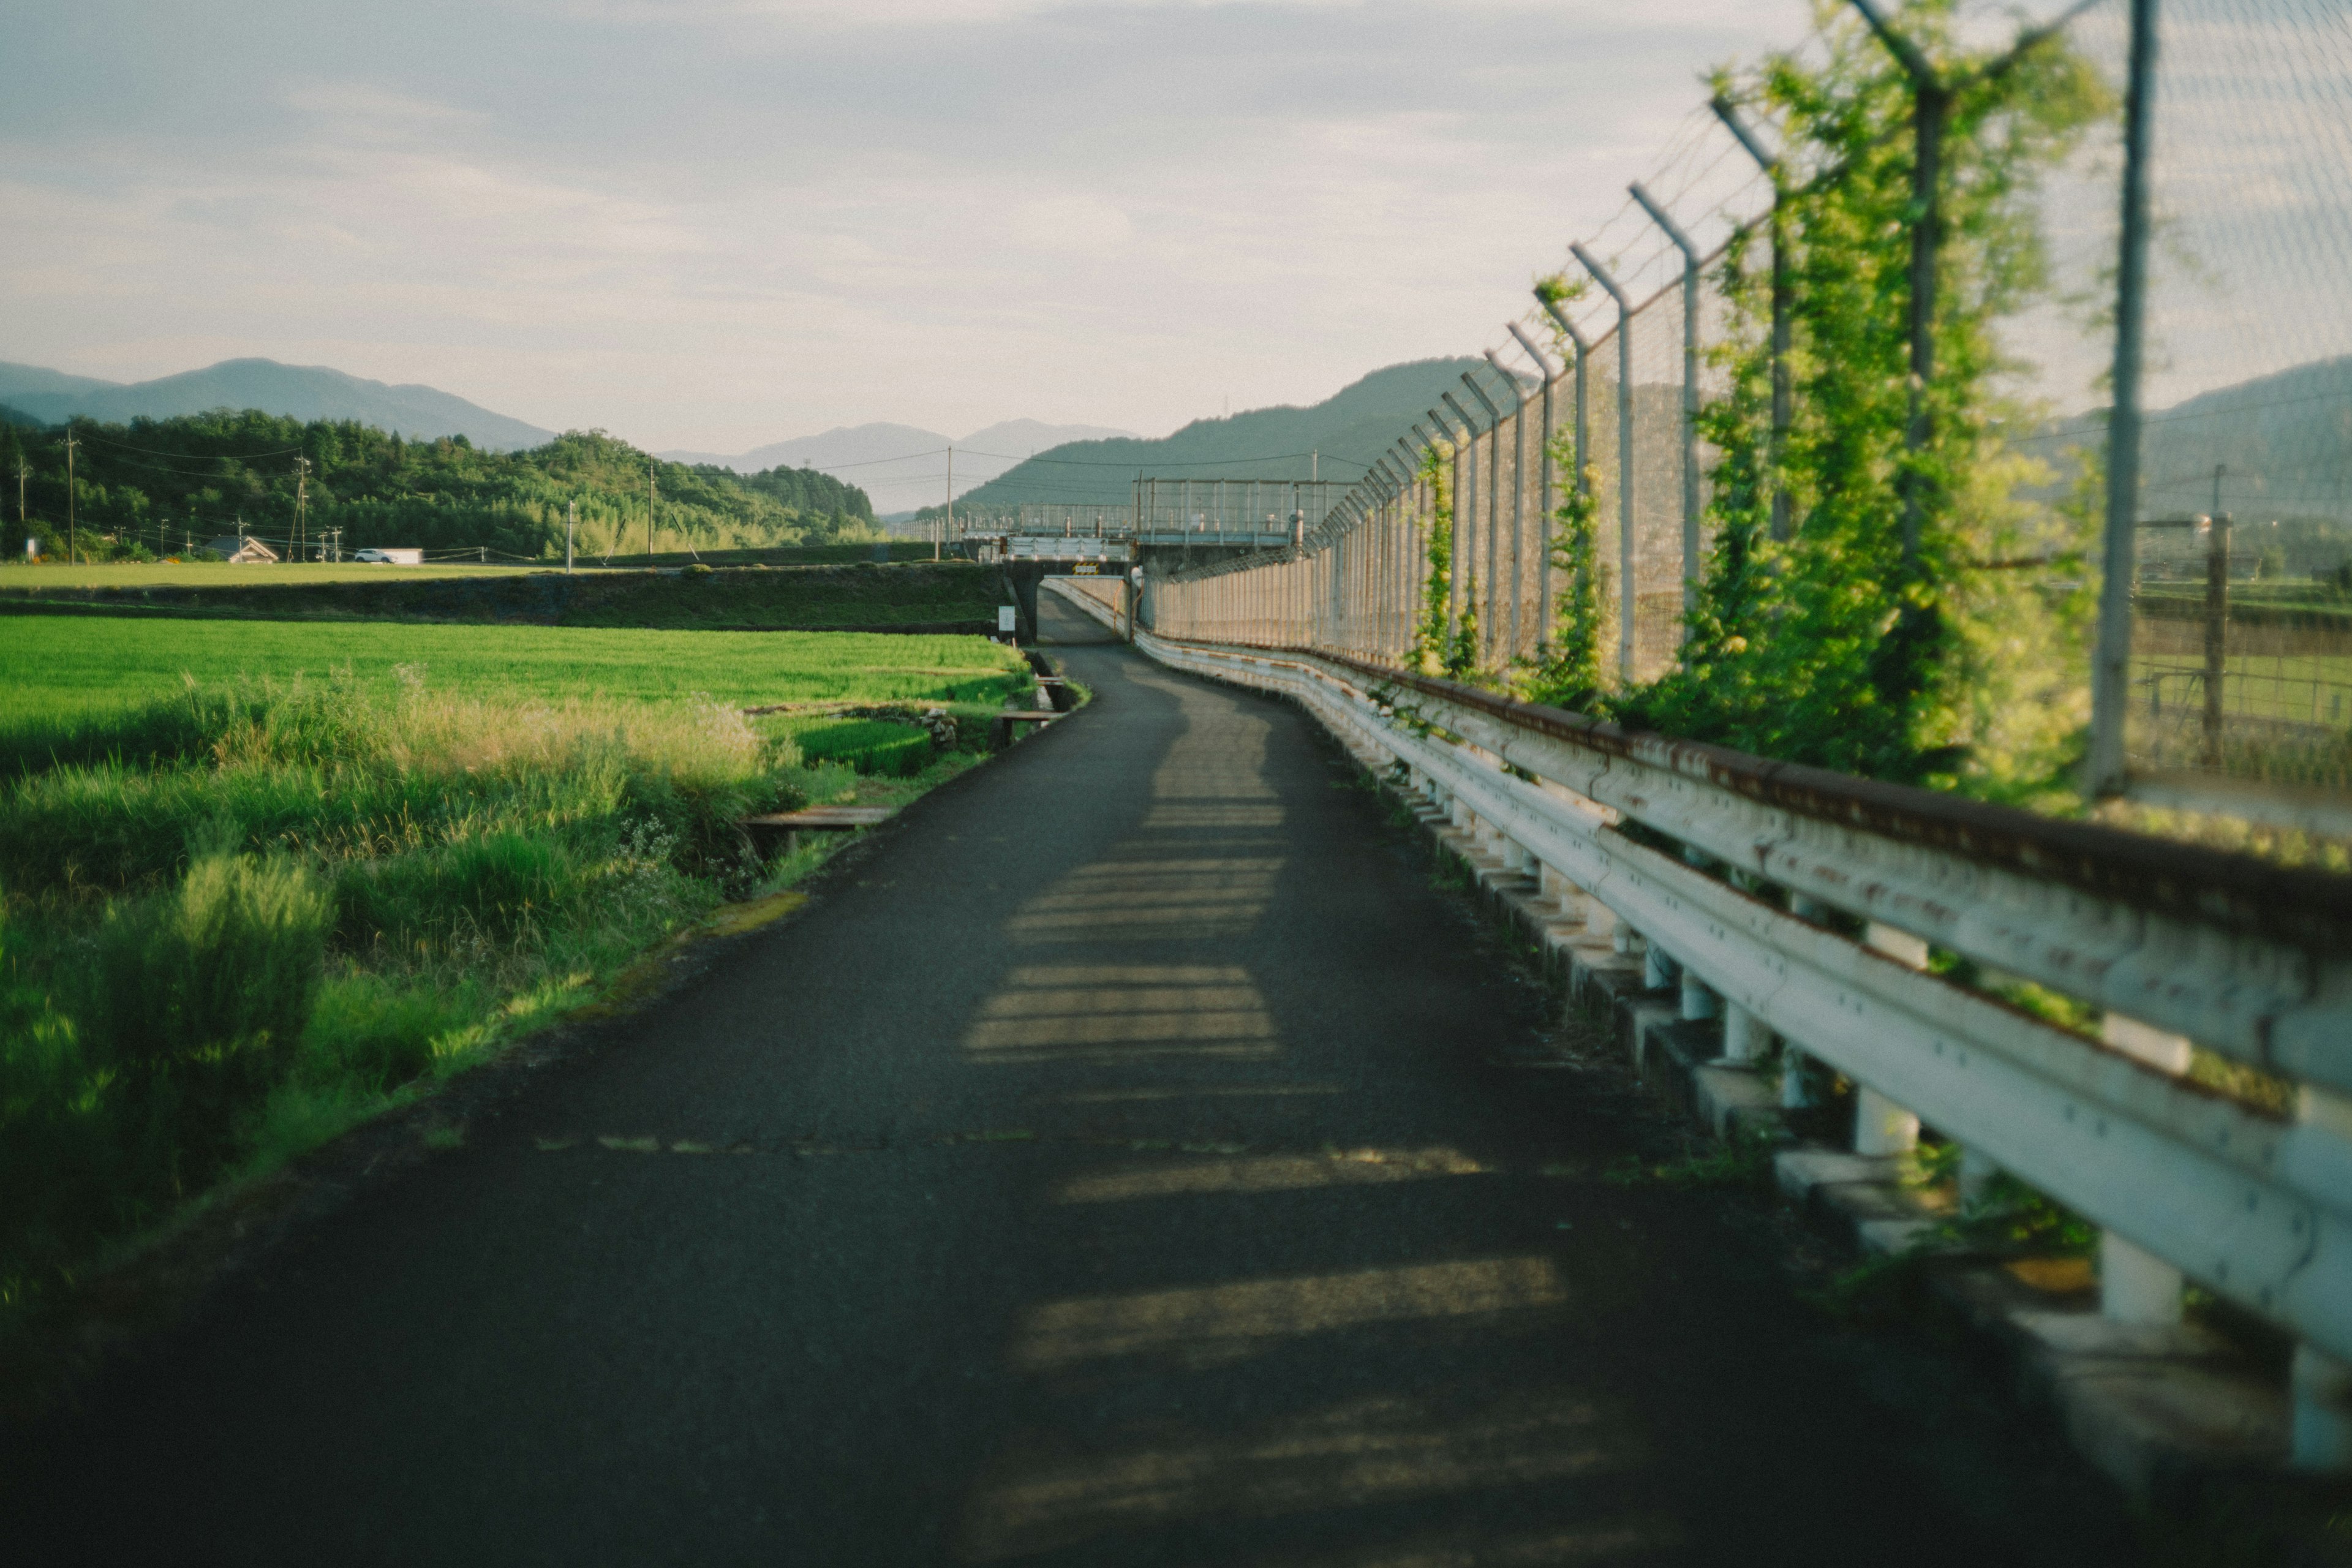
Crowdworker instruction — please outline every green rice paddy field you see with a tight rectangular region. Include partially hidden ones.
[1,617,1027,730]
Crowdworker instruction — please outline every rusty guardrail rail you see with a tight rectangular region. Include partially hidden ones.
[1112,611,2352,1472]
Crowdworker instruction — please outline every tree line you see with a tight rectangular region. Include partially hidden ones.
[0,407,877,563]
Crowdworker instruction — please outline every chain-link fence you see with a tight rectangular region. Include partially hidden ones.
[1144,0,2350,826]
[2119,0,2352,800]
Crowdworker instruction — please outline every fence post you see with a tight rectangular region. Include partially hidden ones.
[1485,350,1532,661]
[1630,182,1705,632]
[1537,295,1596,667]
[2089,0,2160,796]
[1508,323,1559,655]
[1712,96,1793,543]
[1442,392,1484,658]
[2203,511,2230,767]
[1461,371,1507,668]
[1570,243,1635,684]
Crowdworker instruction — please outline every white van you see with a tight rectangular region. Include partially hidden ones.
[353,548,425,565]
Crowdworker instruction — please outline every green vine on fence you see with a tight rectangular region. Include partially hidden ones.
[1450,581,1480,679]
[1611,2,2109,797]
[1414,445,1455,675]
[1525,458,1606,712]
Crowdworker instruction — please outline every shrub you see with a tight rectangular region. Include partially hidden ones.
[792,718,932,777]
[335,833,580,958]
[301,972,474,1089]
[84,853,331,1183]
[0,915,110,1305]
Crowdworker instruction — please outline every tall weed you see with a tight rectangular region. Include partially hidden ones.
[84,853,331,1183]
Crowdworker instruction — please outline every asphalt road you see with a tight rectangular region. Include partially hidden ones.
[6,594,2142,1565]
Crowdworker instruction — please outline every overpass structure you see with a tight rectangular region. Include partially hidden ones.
[953,475,1343,641]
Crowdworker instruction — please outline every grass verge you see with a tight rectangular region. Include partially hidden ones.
[0,654,1011,1343]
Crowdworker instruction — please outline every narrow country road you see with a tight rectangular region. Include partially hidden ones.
[5,596,2140,1565]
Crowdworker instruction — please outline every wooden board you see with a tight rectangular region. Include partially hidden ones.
[744,806,895,829]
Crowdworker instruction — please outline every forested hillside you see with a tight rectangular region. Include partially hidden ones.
[0,410,876,563]
[932,358,1488,514]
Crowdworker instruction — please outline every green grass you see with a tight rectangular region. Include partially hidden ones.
[0,560,1005,634]
[0,625,1025,1337]
[779,717,935,777]
[0,616,1028,742]
[0,561,559,589]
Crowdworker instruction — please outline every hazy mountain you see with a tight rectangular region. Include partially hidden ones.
[664,419,1134,517]
[0,358,554,451]
[0,361,120,402]
[2132,355,2352,523]
[950,358,1491,513]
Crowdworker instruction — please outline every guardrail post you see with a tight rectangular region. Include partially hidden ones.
[2296,1344,2352,1472]
[2295,1100,2352,1466]
[1956,1147,2000,1205]
[1856,923,1928,1156]
[2097,1012,2195,1324]
[1679,969,1721,1022]
[1643,940,1677,991]
[1722,1005,1772,1064]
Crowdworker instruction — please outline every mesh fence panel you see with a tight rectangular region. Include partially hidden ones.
[1627,285,1687,684]
[2122,0,2352,793]
[1586,324,1627,680]
[1140,0,2346,820]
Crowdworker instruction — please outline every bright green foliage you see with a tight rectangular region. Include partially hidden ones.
[786,718,934,777]
[7,413,878,564]
[0,636,1010,1319]
[87,853,332,1182]
[1413,447,1455,675]
[0,616,1027,752]
[1610,2,2111,793]
[1525,459,1606,713]
[1448,582,1480,680]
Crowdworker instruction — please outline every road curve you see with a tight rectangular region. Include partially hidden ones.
[2,594,2139,1566]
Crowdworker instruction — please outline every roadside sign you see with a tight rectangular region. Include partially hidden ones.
[998,606,1017,633]
[1073,562,1098,575]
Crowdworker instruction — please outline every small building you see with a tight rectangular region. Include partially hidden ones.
[205,535,280,565]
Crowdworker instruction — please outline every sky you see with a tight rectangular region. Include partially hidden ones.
[5,0,1832,453]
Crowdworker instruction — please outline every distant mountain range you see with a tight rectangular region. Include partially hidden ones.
[949,358,1491,513]
[2129,355,2352,522]
[0,358,556,451]
[662,418,1135,518]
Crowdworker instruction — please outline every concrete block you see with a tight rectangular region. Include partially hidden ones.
[1637,1017,1719,1115]
[1623,999,1679,1071]
[2011,1311,2233,1365]
[1692,1063,1779,1141]
[2046,1357,2288,1503]
[1775,1147,1905,1205]
[1860,1218,1943,1257]
[1815,1177,1939,1228]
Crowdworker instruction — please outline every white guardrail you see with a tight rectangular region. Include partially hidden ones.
[1041,581,2352,1468]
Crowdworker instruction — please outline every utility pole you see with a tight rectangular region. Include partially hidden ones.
[62,429,79,565]
[647,461,657,564]
[567,499,576,574]
[11,458,28,541]
[945,445,955,543]
[292,456,311,562]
